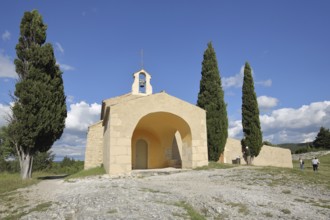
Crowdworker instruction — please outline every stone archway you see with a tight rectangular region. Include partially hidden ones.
[131,112,192,169]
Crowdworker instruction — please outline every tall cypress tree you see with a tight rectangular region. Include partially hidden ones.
[197,42,228,161]
[241,62,263,159]
[8,10,67,179]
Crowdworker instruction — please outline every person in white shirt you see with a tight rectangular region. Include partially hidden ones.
[299,157,304,170]
[311,157,320,172]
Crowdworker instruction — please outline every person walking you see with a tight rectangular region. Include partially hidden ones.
[299,157,304,170]
[312,157,320,172]
[245,146,251,165]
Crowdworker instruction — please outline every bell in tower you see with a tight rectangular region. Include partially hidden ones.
[139,79,146,88]
[131,69,153,95]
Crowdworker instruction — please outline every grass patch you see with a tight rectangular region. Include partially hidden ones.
[2,201,52,220]
[107,209,117,214]
[312,203,330,209]
[258,153,330,189]
[282,189,291,194]
[2,211,27,220]
[65,166,105,180]
[226,202,249,215]
[263,212,273,217]
[0,171,57,195]
[281,208,291,214]
[214,213,229,220]
[174,201,205,220]
[139,188,169,194]
[29,201,52,212]
[307,198,330,209]
[0,173,37,195]
[194,162,235,170]
[140,188,161,193]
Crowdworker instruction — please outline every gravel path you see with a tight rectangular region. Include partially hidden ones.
[2,166,329,220]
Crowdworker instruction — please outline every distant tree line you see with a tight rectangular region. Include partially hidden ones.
[0,149,83,175]
[313,127,330,149]
[1,126,82,174]
[276,127,330,154]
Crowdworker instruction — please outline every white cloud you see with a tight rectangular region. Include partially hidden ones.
[223,65,244,89]
[57,62,75,71]
[67,95,75,103]
[260,101,330,143]
[2,30,11,41]
[256,79,272,87]
[257,95,278,110]
[228,101,330,144]
[228,120,243,138]
[66,101,101,131]
[60,64,75,71]
[260,101,330,131]
[52,145,85,160]
[223,65,272,89]
[55,42,64,53]
[0,52,17,78]
[52,101,101,160]
[1,101,102,160]
[53,132,86,161]
[0,103,11,127]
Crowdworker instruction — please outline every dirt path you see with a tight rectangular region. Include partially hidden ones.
[1,167,330,219]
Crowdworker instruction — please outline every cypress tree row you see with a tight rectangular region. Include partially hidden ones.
[8,10,67,179]
[197,42,228,161]
[241,62,263,159]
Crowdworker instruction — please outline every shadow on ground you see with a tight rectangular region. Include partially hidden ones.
[37,174,69,180]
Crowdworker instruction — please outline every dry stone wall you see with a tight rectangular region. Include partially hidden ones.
[84,121,104,170]
[223,138,293,168]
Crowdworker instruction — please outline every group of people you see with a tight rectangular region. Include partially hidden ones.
[299,157,320,172]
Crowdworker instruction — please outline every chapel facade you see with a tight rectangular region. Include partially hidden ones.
[84,69,208,175]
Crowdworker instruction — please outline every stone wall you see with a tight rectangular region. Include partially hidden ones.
[222,138,293,168]
[84,121,104,170]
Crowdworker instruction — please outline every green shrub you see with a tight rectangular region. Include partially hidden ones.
[295,147,310,154]
[49,157,84,175]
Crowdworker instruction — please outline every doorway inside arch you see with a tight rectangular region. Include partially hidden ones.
[135,139,148,169]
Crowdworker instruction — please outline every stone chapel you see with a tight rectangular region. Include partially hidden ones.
[84,69,208,175]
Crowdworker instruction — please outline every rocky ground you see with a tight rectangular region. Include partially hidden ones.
[1,162,330,220]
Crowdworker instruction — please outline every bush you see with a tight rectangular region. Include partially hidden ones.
[295,147,310,154]
[0,158,20,173]
[33,151,55,172]
[49,156,84,175]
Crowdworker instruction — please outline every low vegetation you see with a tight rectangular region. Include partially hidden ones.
[1,201,53,220]
[257,153,330,189]
[66,166,105,180]
[194,161,235,170]
[0,172,47,194]
[0,156,85,194]
[174,201,205,220]
[226,202,249,215]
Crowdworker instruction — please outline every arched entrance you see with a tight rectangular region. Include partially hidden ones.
[131,112,192,169]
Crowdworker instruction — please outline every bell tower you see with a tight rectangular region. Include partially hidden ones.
[131,69,153,95]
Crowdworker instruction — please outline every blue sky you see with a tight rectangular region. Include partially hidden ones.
[1,1,329,160]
